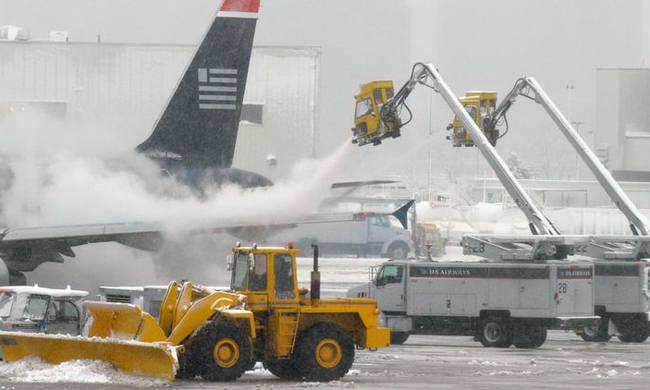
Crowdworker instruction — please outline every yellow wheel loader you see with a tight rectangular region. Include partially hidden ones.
[0,244,390,382]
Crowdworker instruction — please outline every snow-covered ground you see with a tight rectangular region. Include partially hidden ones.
[3,252,648,389]
[0,358,166,387]
[1,333,649,389]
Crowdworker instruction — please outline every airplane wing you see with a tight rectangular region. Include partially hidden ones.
[0,202,414,277]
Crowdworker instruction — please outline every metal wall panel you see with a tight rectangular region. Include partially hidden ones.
[596,68,650,180]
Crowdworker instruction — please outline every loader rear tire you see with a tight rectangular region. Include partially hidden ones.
[263,359,300,380]
[295,323,354,382]
[184,322,252,382]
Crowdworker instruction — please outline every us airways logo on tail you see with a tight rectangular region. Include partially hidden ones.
[198,68,238,110]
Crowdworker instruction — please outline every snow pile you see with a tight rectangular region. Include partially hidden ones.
[347,369,382,377]
[0,357,167,387]
[294,381,356,388]
[473,369,545,376]
[246,362,273,376]
[467,359,508,367]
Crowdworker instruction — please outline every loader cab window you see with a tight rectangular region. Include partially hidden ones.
[232,252,268,292]
[248,254,268,292]
[375,265,403,287]
[355,98,373,118]
[231,252,250,291]
[274,254,295,299]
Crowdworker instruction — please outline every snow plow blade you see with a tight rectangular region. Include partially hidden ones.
[0,332,177,380]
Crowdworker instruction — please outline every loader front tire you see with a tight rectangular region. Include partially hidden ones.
[185,322,252,382]
[295,323,354,382]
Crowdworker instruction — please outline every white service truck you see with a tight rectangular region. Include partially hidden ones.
[348,259,598,347]
[269,204,414,259]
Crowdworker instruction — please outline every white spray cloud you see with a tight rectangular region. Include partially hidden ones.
[0,111,355,288]
[0,112,354,230]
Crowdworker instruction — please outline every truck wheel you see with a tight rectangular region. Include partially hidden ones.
[479,317,512,348]
[390,331,409,345]
[184,322,252,381]
[513,323,547,349]
[386,242,409,259]
[580,321,611,342]
[616,318,650,343]
[295,323,354,382]
[263,359,300,380]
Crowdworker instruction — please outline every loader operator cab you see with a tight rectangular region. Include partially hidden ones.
[230,246,299,308]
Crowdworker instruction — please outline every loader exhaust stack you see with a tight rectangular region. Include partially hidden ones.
[311,243,321,304]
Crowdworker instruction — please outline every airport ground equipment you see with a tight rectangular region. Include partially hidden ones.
[352,62,650,343]
[348,259,597,347]
[0,244,389,381]
[352,80,399,145]
[416,223,446,258]
[348,63,608,345]
[271,201,415,259]
[353,63,559,237]
[0,285,87,335]
[461,76,650,342]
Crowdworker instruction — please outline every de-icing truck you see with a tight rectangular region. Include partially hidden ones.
[348,63,610,348]
[350,62,650,346]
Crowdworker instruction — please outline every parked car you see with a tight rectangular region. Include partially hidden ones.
[0,285,87,335]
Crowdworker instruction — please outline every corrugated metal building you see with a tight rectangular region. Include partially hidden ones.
[0,42,319,181]
[596,68,650,182]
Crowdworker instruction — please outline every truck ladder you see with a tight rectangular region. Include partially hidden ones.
[404,63,559,237]
[485,77,650,236]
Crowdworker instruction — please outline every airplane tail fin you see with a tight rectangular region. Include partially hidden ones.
[392,200,415,230]
[136,0,260,169]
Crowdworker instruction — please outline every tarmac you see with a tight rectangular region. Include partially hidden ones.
[1,332,649,389]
